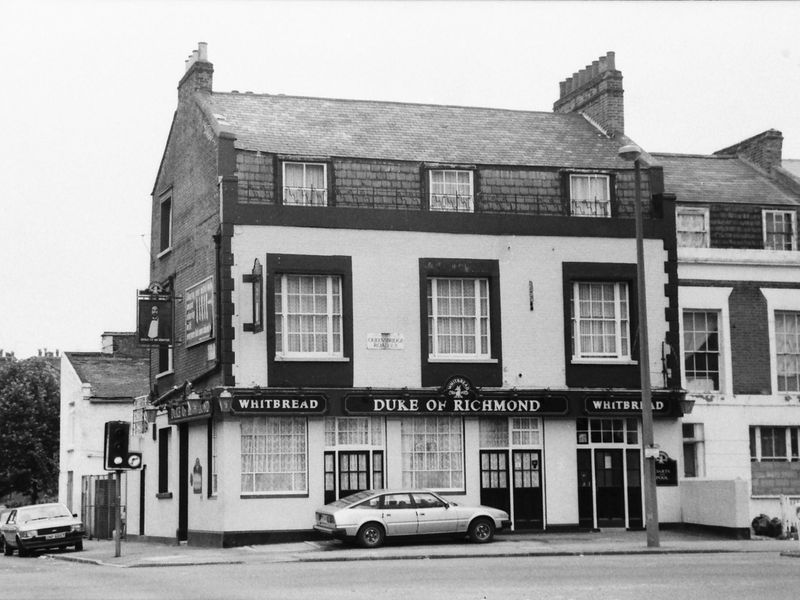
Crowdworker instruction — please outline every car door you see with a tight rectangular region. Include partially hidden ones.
[412,492,458,534]
[379,493,417,536]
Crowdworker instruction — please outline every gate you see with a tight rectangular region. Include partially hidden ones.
[81,474,127,540]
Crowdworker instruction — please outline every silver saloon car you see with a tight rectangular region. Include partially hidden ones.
[314,489,511,548]
[1,503,85,556]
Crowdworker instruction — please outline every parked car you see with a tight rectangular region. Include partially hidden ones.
[314,489,511,548]
[0,508,11,551]
[1,503,85,556]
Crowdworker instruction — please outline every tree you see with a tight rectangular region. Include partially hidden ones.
[0,358,60,504]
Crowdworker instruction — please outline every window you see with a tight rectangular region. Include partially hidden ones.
[429,169,474,213]
[401,417,464,490]
[570,174,610,217]
[241,417,307,494]
[159,197,172,253]
[775,311,800,392]
[210,421,218,496]
[324,417,384,447]
[682,423,705,477]
[275,274,343,358]
[571,282,630,360]
[479,417,541,447]
[427,278,489,359]
[283,162,327,206]
[677,207,710,248]
[158,428,171,495]
[750,426,800,462]
[763,210,796,250]
[682,310,720,392]
[576,418,639,445]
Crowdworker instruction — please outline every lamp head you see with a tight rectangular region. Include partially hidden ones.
[618,143,643,162]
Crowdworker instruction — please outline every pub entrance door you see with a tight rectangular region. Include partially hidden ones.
[323,417,385,505]
[576,418,643,530]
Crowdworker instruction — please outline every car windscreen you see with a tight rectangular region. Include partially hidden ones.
[329,490,374,508]
[16,505,71,523]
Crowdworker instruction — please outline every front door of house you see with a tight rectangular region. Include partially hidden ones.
[512,450,543,530]
[594,449,625,527]
[479,450,510,517]
[324,450,380,505]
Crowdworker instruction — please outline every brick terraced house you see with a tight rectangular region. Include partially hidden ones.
[655,130,800,532]
[129,46,689,546]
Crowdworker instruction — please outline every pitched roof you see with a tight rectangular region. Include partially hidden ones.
[65,352,149,401]
[651,153,800,206]
[200,92,633,169]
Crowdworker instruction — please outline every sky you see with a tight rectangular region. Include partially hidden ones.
[1,0,799,359]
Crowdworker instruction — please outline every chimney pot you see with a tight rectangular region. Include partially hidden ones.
[198,42,208,62]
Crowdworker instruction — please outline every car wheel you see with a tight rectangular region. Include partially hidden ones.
[3,540,12,556]
[356,522,385,548]
[468,518,495,543]
[75,540,83,551]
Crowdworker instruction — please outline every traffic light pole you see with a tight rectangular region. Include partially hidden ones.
[115,470,122,558]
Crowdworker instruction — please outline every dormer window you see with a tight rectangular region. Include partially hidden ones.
[429,170,474,213]
[763,210,796,250]
[283,162,327,206]
[570,174,610,217]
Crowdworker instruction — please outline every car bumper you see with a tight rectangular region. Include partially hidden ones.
[500,519,512,530]
[313,524,349,540]
[18,532,85,550]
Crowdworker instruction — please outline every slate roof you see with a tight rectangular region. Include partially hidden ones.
[651,153,800,206]
[200,92,634,169]
[65,352,149,401]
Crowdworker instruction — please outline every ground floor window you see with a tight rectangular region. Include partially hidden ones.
[400,416,464,491]
[749,425,800,462]
[682,423,705,477]
[241,417,307,494]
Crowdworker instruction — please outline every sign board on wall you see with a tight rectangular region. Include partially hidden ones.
[185,277,215,347]
[366,333,404,350]
[137,292,173,346]
[655,451,679,486]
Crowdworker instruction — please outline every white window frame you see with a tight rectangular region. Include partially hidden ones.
[750,425,800,462]
[274,274,344,360]
[682,309,722,393]
[682,423,705,478]
[324,417,385,449]
[240,416,308,495]
[774,310,800,392]
[761,289,800,396]
[569,174,611,218]
[676,206,710,248]
[427,277,491,360]
[429,169,474,213]
[400,416,464,491]
[282,162,328,206]
[571,281,631,362]
[479,417,542,448]
[763,209,797,251]
[158,196,172,257]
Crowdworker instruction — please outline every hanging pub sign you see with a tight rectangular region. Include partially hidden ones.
[230,391,329,415]
[655,451,679,486]
[137,286,173,346]
[185,277,215,347]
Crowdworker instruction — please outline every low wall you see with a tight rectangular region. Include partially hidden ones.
[680,479,750,536]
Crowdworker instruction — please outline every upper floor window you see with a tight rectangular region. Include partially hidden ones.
[571,282,630,361]
[570,174,610,217]
[275,274,342,358]
[427,277,489,359]
[159,196,172,254]
[775,310,800,392]
[429,169,474,213]
[682,309,720,392]
[283,162,327,206]
[677,207,710,248]
[763,210,796,250]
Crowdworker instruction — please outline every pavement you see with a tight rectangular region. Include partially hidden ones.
[34,529,800,568]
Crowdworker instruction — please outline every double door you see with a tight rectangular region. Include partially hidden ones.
[479,449,543,530]
[324,450,383,505]
[577,448,642,529]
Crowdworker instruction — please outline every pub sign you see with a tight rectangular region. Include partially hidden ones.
[137,291,173,346]
[185,277,215,347]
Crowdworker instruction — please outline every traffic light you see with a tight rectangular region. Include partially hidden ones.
[104,421,141,470]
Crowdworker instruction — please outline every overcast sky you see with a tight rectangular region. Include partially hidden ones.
[2,0,799,359]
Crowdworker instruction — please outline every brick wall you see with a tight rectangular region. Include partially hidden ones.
[729,284,771,394]
[751,461,800,495]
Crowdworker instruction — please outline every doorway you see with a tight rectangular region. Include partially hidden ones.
[323,417,385,505]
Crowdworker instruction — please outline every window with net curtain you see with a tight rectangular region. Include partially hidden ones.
[570,174,610,217]
[571,282,630,360]
[763,210,796,251]
[676,207,710,248]
[775,311,800,392]
[241,417,307,493]
[283,162,327,206]
[682,310,720,392]
[401,417,463,490]
[427,277,489,358]
[429,169,473,213]
[275,274,342,357]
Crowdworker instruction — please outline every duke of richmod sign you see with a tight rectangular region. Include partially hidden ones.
[185,277,214,347]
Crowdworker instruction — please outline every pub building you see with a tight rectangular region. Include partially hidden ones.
[130,46,688,546]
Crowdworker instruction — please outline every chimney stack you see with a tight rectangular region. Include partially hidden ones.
[178,42,213,101]
[553,52,624,136]
[714,129,784,174]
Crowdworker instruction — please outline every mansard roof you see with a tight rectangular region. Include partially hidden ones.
[200,92,634,169]
[651,153,800,207]
[65,352,149,401]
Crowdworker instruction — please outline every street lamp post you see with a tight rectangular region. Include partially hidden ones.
[618,143,660,548]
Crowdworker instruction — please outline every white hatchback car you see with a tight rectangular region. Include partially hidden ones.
[314,489,510,548]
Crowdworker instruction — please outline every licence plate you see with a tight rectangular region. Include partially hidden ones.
[45,533,66,540]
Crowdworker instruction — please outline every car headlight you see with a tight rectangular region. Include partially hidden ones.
[70,524,84,533]
[20,530,37,538]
